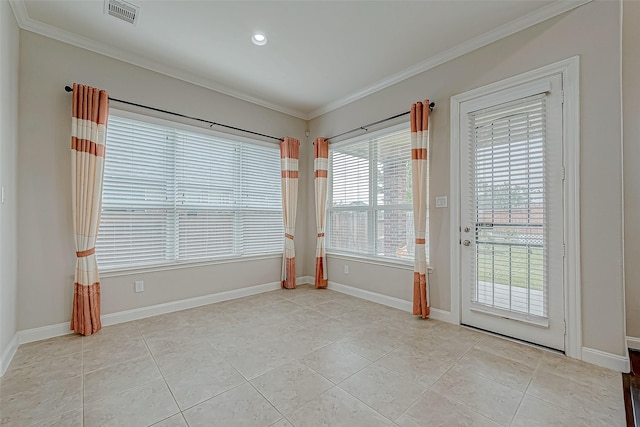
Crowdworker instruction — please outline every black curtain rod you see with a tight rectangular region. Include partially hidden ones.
[64,86,283,142]
[323,101,435,142]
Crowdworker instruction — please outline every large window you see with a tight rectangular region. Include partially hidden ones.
[327,124,428,262]
[96,113,283,270]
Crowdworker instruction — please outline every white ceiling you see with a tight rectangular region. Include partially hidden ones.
[11,0,587,119]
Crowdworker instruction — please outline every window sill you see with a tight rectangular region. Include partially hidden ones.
[326,252,433,273]
[99,253,283,278]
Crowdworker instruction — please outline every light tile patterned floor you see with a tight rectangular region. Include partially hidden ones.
[0,284,625,426]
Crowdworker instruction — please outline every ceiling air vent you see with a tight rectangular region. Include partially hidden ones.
[104,0,140,25]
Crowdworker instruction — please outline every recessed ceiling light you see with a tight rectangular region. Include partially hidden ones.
[251,33,267,46]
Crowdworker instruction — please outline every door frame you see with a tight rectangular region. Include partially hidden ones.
[449,56,581,359]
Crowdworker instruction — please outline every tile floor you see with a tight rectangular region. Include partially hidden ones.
[0,284,625,426]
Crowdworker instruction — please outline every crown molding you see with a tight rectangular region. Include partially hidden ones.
[10,0,590,121]
[8,0,28,24]
[307,0,591,119]
[8,0,308,119]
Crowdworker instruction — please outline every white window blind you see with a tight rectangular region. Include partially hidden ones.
[327,126,428,262]
[470,93,547,317]
[97,114,283,270]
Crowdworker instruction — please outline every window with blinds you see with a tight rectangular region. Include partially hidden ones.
[327,125,427,262]
[470,94,547,317]
[97,114,283,270]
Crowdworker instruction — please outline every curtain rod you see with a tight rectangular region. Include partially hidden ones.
[323,101,435,143]
[64,86,283,142]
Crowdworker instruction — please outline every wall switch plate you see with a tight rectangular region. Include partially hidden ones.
[343,265,349,274]
[435,196,448,208]
[135,280,144,293]
[1,186,5,204]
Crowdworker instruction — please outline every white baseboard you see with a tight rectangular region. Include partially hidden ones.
[297,276,314,285]
[581,346,630,373]
[18,280,283,345]
[0,333,19,377]
[627,336,640,351]
[101,281,281,326]
[18,322,73,345]
[329,281,413,312]
[15,277,449,354]
[327,281,453,324]
[430,308,453,324]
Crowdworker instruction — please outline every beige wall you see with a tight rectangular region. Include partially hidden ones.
[623,0,640,339]
[17,31,307,331]
[0,0,20,357]
[309,0,627,357]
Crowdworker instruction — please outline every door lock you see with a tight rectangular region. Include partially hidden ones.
[463,240,471,246]
[464,227,471,233]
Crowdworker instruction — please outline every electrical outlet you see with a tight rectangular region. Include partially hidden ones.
[435,196,448,208]
[135,280,144,293]
[343,265,349,274]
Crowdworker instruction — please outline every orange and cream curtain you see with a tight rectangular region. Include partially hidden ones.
[280,137,300,289]
[314,137,329,289]
[411,100,430,319]
[70,83,109,335]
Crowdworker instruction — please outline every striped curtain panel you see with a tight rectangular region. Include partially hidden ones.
[314,137,329,289]
[70,83,109,335]
[280,137,300,289]
[411,101,430,319]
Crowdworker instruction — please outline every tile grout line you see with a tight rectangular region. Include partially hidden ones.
[240,324,335,424]
[81,344,154,375]
[507,380,532,426]
[507,352,543,426]
[414,334,513,425]
[313,330,426,423]
[333,383,396,424]
[177,381,248,413]
[237,314,368,426]
[425,376,507,426]
[515,368,584,414]
[170,321,260,414]
[376,330,485,389]
[244,373,291,426]
[300,342,364,381]
[302,343,374,386]
[19,335,84,426]
[19,338,83,427]
[134,320,183,423]
[389,385,430,424]
[328,343,398,384]
[456,344,539,393]
[420,333,485,386]
[428,388,501,426]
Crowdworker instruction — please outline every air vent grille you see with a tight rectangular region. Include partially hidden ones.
[104,0,140,25]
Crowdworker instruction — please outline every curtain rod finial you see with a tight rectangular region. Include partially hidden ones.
[65,85,73,92]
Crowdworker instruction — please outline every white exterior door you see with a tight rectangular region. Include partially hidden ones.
[459,74,565,351]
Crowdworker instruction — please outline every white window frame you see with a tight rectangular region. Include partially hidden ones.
[98,109,284,276]
[450,57,581,359]
[326,122,427,267]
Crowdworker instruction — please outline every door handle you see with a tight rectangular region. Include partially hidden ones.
[463,240,471,246]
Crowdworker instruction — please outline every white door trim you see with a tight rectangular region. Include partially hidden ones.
[450,56,581,359]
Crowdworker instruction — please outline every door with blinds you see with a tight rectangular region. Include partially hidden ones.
[459,74,565,351]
